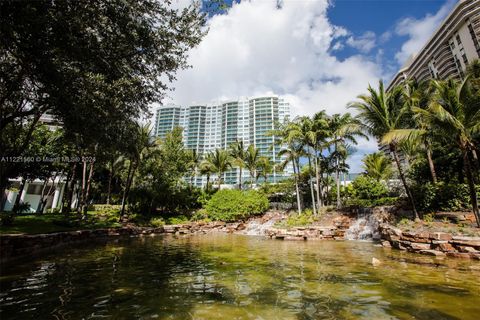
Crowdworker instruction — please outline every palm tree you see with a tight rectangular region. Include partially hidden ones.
[423,78,480,227]
[120,122,155,218]
[244,144,260,188]
[349,81,420,220]
[384,80,438,183]
[210,148,232,189]
[187,149,201,188]
[229,140,246,189]
[286,117,318,214]
[327,113,365,209]
[362,152,393,181]
[278,144,303,214]
[257,156,273,183]
[312,111,330,209]
[106,154,124,204]
[199,152,215,192]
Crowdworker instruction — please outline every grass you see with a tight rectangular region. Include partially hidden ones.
[0,212,121,235]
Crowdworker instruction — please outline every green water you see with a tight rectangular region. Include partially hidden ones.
[1,234,479,319]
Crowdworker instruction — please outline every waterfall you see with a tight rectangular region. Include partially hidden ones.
[344,213,381,240]
[241,212,285,236]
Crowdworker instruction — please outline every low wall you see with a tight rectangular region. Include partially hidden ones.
[0,221,249,263]
[264,216,351,241]
[379,224,480,259]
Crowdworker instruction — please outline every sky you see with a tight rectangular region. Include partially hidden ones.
[164,0,457,172]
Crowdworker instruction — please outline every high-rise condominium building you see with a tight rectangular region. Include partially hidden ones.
[388,0,480,90]
[153,96,292,187]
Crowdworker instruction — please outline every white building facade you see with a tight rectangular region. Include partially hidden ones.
[153,96,293,187]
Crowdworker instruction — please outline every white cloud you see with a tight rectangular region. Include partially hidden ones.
[346,31,376,53]
[166,0,382,116]
[394,0,456,65]
[162,0,387,172]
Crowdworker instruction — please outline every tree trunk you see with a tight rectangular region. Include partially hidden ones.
[62,166,73,211]
[206,174,210,192]
[463,149,480,227]
[107,160,114,205]
[307,156,317,215]
[77,160,87,214]
[391,144,419,220]
[293,159,302,215]
[425,141,437,184]
[217,172,222,190]
[239,167,243,190]
[12,177,26,212]
[37,179,49,213]
[336,157,341,209]
[82,160,95,217]
[120,159,134,218]
[64,162,77,214]
[314,155,322,211]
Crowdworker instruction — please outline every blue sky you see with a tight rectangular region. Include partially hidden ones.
[328,0,455,78]
[169,0,456,172]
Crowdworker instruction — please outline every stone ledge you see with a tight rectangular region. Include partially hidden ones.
[379,224,480,260]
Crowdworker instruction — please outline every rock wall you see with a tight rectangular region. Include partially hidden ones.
[379,224,480,260]
[264,216,351,241]
[0,222,249,263]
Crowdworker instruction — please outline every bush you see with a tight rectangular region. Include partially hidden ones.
[191,209,211,222]
[413,182,476,212]
[205,189,269,222]
[165,215,189,225]
[344,197,399,208]
[284,208,315,227]
[347,176,389,200]
[149,217,165,227]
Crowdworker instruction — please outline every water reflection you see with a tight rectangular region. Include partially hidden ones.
[1,234,479,319]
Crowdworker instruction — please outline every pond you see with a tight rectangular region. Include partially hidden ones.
[1,234,479,319]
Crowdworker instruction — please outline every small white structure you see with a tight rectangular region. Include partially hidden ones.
[3,177,66,213]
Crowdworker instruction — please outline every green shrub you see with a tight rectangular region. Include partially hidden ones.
[191,209,210,222]
[413,182,476,212]
[423,213,435,223]
[166,215,189,225]
[205,189,269,222]
[347,176,389,200]
[344,197,398,208]
[149,217,165,227]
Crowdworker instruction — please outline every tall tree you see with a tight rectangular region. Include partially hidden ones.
[209,149,232,189]
[120,123,155,218]
[257,156,273,183]
[349,81,420,220]
[327,113,364,209]
[362,152,393,182]
[229,140,247,190]
[244,145,260,188]
[422,78,480,227]
[0,0,206,196]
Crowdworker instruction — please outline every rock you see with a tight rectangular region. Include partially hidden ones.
[419,250,445,257]
[372,257,382,266]
[284,236,305,241]
[457,246,479,253]
[446,252,471,259]
[451,236,480,247]
[410,242,431,251]
[429,232,452,241]
[381,240,391,248]
[434,242,455,252]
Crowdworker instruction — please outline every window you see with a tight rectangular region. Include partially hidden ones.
[462,54,468,64]
[456,34,462,46]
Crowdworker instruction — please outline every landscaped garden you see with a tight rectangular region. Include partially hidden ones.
[1,0,480,319]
